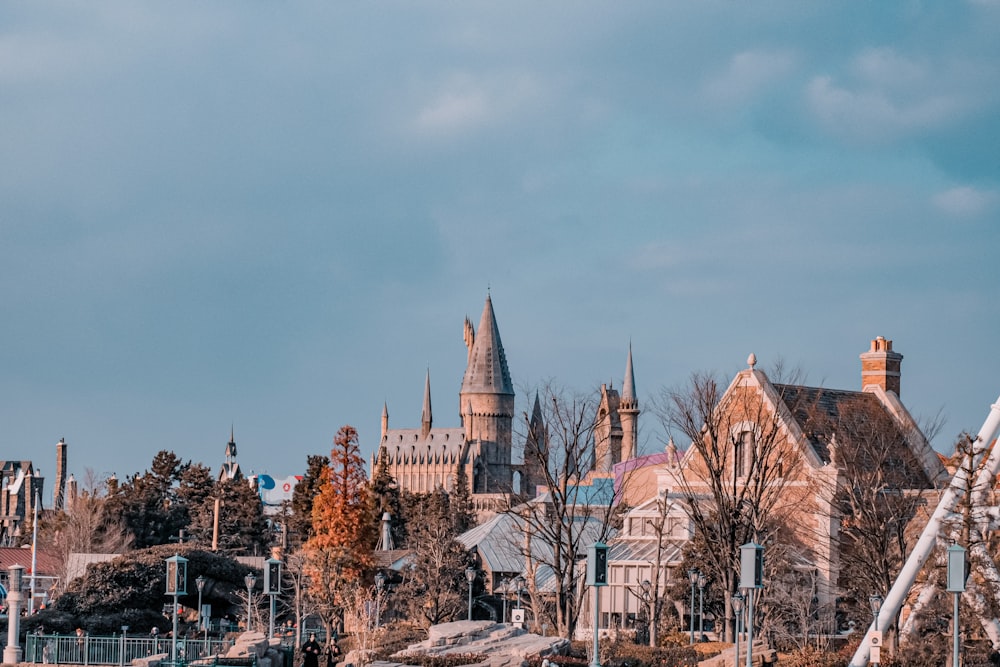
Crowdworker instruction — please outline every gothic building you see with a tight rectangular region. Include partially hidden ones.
[374,294,640,505]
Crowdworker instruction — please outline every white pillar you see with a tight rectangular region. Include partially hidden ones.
[4,565,24,664]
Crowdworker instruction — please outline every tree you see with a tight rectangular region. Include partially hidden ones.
[105,450,189,548]
[656,370,804,643]
[32,469,133,597]
[813,394,939,628]
[289,454,330,549]
[303,426,376,639]
[367,450,405,548]
[396,488,472,627]
[502,383,624,640]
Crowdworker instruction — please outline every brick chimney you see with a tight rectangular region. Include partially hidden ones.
[860,336,903,396]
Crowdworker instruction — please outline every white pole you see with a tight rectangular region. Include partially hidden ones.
[849,395,1000,667]
[29,490,39,614]
[744,589,754,667]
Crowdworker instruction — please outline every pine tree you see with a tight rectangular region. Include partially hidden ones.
[367,449,405,547]
[289,454,330,549]
[451,463,475,534]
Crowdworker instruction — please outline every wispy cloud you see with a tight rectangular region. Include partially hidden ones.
[933,186,998,217]
[702,49,797,105]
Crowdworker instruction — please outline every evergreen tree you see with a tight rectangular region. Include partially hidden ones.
[367,449,405,547]
[289,454,330,549]
[451,463,475,534]
[105,450,189,548]
[396,487,471,627]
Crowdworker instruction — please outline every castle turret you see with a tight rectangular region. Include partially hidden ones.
[619,345,639,462]
[459,294,515,492]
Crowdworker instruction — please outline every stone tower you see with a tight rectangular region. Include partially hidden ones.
[521,391,548,497]
[460,294,515,493]
[860,336,903,396]
[619,345,639,462]
[593,346,641,473]
[54,437,68,511]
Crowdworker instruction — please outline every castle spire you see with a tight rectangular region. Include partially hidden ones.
[381,401,389,440]
[421,369,433,439]
[621,342,637,409]
[460,294,514,396]
[619,344,640,463]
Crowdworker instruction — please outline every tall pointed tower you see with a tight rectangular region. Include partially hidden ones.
[521,391,548,497]
[619,345,639,462]
[460,294,515,493]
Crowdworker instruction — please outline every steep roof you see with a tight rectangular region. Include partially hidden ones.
[774,383,936,489]
[621,344,637,407]
[461,295,514,396]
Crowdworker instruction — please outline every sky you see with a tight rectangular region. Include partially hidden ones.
[2,1,999,501]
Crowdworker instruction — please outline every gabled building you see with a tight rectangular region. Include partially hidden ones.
[582,337,946,639]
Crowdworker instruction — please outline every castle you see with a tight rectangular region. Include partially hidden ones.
[373,294,640,505]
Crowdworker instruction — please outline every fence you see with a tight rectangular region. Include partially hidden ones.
[22,633,234,666]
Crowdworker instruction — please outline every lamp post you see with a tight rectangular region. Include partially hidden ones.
[697,572,707,641]
[947,543,967,667]
[195,575,206,644]
[165,554,188,666]
[688,569,699,645]
[374,572,387,629]
[264,558,282,640]
[515,576,524,609]
[868,595,883,666]
[731,593,744,667]
[244,572,257,632]
[740,542,764,667]
[465,567,476,621]
[502,578,509,624]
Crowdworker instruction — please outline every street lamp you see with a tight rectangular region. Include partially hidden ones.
[869,595,883,666]
[195,575,206,644]
[947,543,967,667]
[740,542,764,667]
[501,578,509,624]
[515,576,524,610]
[731,593,744,667]
[697,572,707,640]
[688,569,700,645]
[264,558,282,639]
[374,572,387,629]
[244,572,257,632]
[465,567,476,621]
[165,554,188,666]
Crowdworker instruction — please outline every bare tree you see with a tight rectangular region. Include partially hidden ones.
[47,469,133,595]
[501,383,627,640]
[655,370,803,643]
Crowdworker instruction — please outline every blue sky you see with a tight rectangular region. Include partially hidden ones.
[2,1,999,497]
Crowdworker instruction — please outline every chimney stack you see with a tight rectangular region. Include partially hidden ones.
[860,336,903,396]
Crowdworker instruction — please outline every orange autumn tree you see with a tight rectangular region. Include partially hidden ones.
[303,425,376,637]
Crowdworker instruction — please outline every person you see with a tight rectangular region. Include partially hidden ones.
[325,639,340,667]
[302,632,322,667]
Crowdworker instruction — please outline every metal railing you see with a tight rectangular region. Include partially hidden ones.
[22,633,234,666]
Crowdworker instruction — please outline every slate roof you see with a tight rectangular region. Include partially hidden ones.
[773,383,934,488]
[461,295,514,396]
